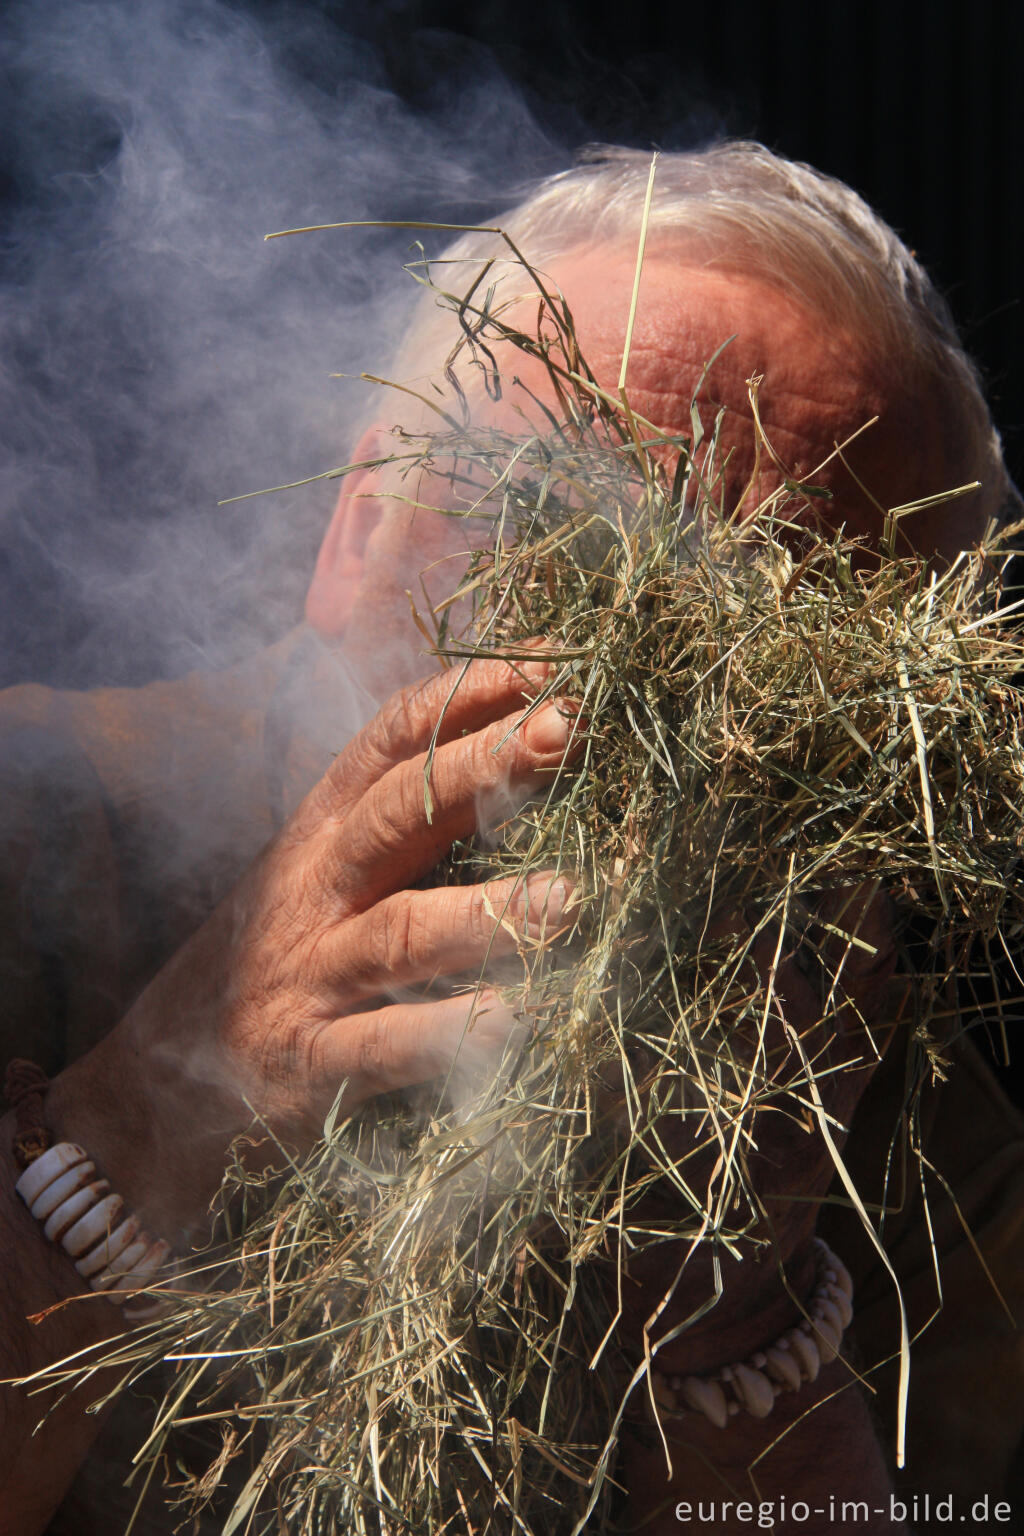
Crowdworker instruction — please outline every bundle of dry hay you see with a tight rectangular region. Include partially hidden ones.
[45,234,1024,1535]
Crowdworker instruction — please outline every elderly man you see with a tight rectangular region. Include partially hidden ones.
[1,143,1021,1535]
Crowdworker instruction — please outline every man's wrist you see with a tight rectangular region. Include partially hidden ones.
[41,1017,239,1249]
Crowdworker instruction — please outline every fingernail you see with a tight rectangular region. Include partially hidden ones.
[525,873,573,921]
[467,994,521,1041]
[523,700,574,755]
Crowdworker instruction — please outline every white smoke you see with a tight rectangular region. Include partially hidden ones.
[0,0,560,690]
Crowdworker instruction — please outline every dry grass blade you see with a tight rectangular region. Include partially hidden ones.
[27,236,1024,1535]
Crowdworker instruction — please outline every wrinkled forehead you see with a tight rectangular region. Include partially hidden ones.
[324,241,982,697]
[405,240,979,555]
[492,244,864,473]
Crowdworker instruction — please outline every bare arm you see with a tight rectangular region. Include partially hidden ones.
[0,1114,136,1536]
[0,651,576,1534]
[0,650,912,1535]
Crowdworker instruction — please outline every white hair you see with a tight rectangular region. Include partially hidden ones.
[390,141,1013,528]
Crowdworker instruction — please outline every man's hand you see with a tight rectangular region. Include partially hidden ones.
[45,652,581,1242]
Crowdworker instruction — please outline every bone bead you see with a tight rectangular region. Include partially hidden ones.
[43,1181,110,1243]
[830,1261,854,1302]
[88,1267,121,1292]
[106,1237,150,1276]
[764,1346,803,1392]
[99,1238,153,1297]
[810,1315,841,1365]
[816,1295,847,1338]
[15,1143,88,1207]
[817,1241,853,1295]
[825,1282,853,1329]
[680,1375,730,1429]
[29,1161,96,1222]
[731,1363,775,1418]
[108,1239,171,1296]
[75,1215,141,1278]
[786,1329,821,1382]
[61,1194,125,1260]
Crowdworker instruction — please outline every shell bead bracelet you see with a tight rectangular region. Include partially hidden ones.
[651,1238,854,1428]
[6,1059,172,1318]
[15,1142,171,1318]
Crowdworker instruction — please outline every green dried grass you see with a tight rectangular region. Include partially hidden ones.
[27,231,1024,1536]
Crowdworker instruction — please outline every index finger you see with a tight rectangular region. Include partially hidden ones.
[305,647,558,825]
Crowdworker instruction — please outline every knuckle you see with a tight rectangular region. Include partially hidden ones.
[344,679,432,788]
[370,893,416,972]
[378,667,459,755]
[480,876,523,933]
[487,708,549,781]
[358,770,419,852]
[475,649,550,701]
[361,786,401,851]
[417,745,468,818]
[381,769,431,847]
[464,656,513,707]
[356,1011,410,1088]
[355,1014,386,1080]
[464,886,498,950]
[481,714,511,765]
[462,716,518,790]
[404,902,439,970]
[305,1025,332,1091]
[297,845,333,913]
[373,686,421,757]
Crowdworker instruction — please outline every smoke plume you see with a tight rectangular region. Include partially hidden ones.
[0,0,560,691]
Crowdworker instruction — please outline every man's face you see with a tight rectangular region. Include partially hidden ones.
[309,243,985,699]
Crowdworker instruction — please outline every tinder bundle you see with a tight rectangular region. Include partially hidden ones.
[96,251,1024,1536]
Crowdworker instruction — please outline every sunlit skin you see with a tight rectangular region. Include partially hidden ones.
[1,245,988,1533]
[310,244,985,695]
